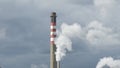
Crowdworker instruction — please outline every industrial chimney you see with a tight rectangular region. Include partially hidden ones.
[50,12,60,68]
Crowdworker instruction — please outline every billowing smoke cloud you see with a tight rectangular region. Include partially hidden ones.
[55,23,82,61]
[31,64,48,68]
[55,35,72,61]
[55,0,120,61]
[96,57,120,68]
[55,20,120,61]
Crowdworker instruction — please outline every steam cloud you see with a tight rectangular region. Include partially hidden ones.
[55,20,120,61]
[55,0,120,65]
[96,57,120,68]
[55,23,82,61]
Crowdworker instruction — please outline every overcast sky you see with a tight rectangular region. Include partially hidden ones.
[0,0,120,68]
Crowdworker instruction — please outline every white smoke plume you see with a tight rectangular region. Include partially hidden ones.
[55,0,120,61]
[55,23,82,61]
[55,35,72,61]
[55,21,120,61]
[96,57,120,68]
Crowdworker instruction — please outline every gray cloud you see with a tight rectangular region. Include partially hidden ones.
[0,0,120,68]
[66,0,94,5]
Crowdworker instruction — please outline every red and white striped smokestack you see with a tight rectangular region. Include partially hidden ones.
[50,12,60,68]
[50,12,56,45]
[50,12,58,68]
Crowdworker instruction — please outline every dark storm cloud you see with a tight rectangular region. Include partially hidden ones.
[0,0,51,68]
[0,0,120,68]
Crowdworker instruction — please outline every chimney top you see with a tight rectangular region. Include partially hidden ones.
[51,12,57,17]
